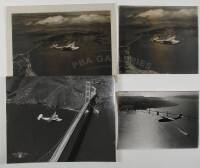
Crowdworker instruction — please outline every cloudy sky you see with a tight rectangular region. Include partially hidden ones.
[35,13,110,26]
[13,11,110,26]
[120,6,198,26]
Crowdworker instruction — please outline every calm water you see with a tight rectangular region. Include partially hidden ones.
[7,104,75,163]
[120,29,198,74]
[118,97,199,149]
[12,20,112,75]
[7,102,115,163]
[30,33,112,75]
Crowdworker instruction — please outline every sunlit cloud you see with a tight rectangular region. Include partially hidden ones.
[35,15,69,25]
[69,14,110,24]
[27,13,110,26]
[135,8,197,20]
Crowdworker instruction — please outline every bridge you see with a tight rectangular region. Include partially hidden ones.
[38,81,97,162]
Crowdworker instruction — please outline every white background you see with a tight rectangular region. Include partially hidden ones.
[0,0,200,168]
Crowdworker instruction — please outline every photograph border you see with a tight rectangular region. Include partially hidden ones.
[6,3,117,76]
[117,5,199,75]
[4,76,117,163]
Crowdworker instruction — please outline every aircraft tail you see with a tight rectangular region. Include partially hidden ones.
[175,114,183,119]
[37,114,43,120]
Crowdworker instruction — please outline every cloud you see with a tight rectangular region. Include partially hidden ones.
[136,8,197,20]
[70,14,110,24]
[31,14,110,26]
[35,15,69,25]
[136,9,166,19]
[172,8,197,18]
[25,21,33,26]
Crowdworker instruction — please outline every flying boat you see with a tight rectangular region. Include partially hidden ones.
[158,113,183,122]
[50,41,79,51]
[37,112,62,122]
[151,35,180,45]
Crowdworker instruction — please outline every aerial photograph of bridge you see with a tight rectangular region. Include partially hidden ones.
[119,6,198,74]
[117,91,199,149]
[6,76,116,163]
[10,9,112,76]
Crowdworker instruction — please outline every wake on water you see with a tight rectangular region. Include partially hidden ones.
[171,123,189,136]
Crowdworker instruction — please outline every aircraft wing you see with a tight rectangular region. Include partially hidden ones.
[159,115,170,119]
[62,107,79,112]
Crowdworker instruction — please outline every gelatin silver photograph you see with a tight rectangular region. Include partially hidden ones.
[119,6,198,74]
[8,6,113,76]
[118,91,199,149]
[6,76,116,163]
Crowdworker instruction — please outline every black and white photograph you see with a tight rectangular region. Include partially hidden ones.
[118,91,199,149]
[6,76,116,163]
[8,6,113,76]
[119,6,198,74]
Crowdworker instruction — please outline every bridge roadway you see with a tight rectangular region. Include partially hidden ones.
[49,82,95,162]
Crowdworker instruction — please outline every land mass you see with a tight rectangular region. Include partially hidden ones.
[118,96,178,111]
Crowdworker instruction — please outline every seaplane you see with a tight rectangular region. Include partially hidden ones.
[50,41,79,51]
[37,112,63,122]
[158,113,183,122]
[143,109,184,122]
[151,35,180,45]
